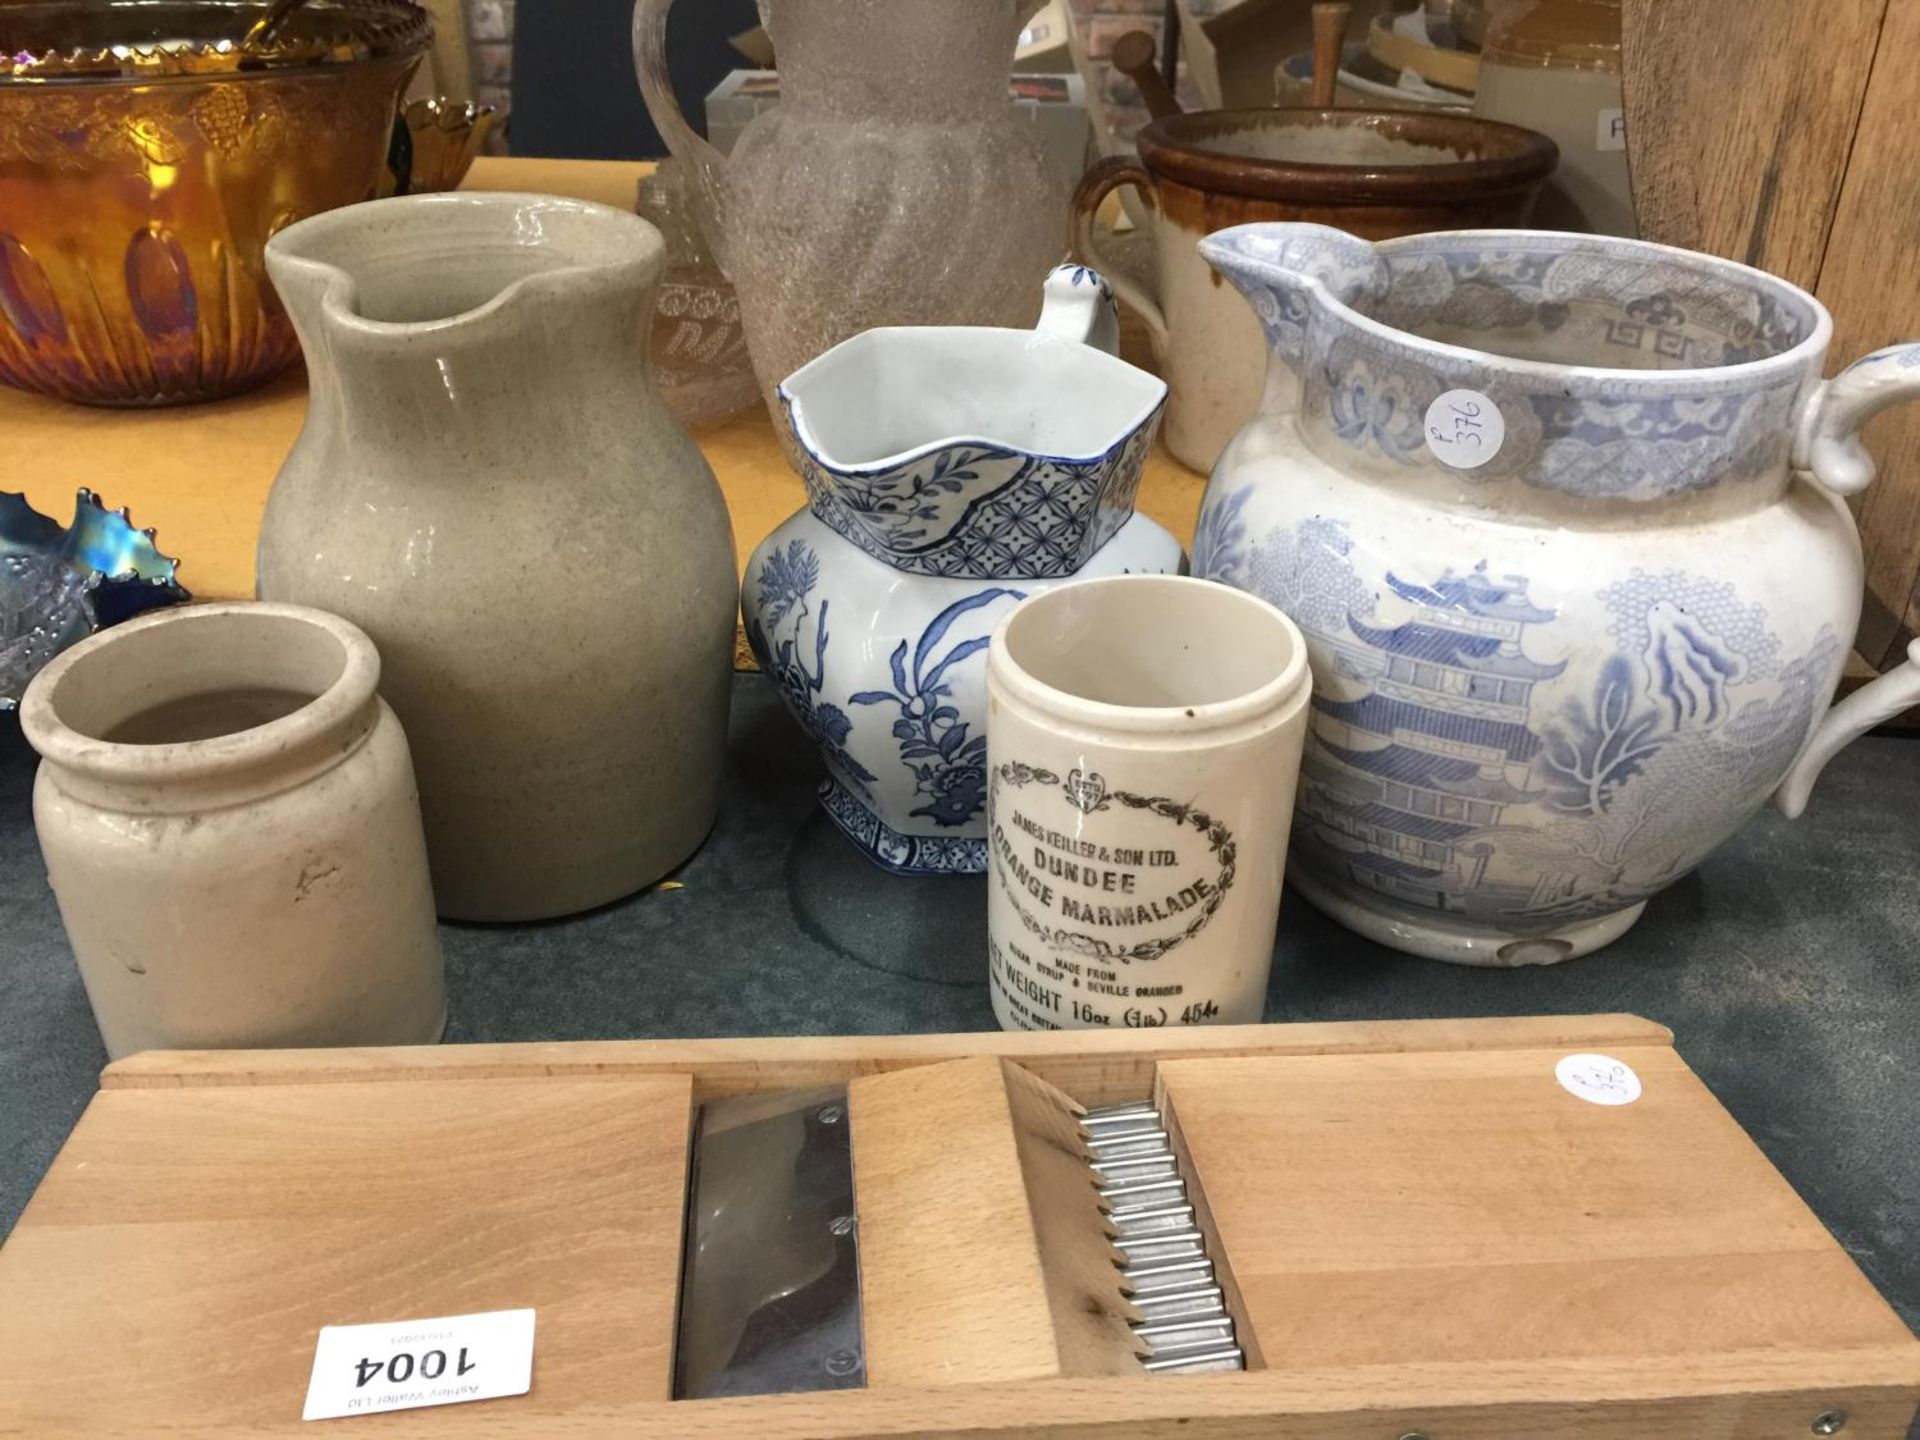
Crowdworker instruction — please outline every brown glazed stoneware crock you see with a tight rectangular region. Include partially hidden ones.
[1072,107,1557,470]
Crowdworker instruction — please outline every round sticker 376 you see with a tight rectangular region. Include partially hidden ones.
[1425,388,1504,469]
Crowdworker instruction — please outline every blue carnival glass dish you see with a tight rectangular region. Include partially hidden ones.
[1,488,190,711]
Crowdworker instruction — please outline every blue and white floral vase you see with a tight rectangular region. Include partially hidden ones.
[743,264,1183,875]
[1193,222,1920,964]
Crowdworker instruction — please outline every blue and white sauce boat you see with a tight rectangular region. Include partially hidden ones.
[1193,222,1920,964]
[743,264,1183,876]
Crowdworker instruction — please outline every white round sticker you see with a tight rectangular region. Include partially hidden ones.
[1556,1053,1642,1107]
[1424,388,1504,469]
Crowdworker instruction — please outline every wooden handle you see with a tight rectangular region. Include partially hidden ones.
[1111,29,1183,120]
[1311,2,1350,107]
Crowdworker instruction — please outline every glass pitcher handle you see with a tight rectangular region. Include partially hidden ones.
[632,0,730,268]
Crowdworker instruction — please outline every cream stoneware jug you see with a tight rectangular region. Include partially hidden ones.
[20,603,446,1059]
[741,265,1181,876]
[1194,222,1920,965]
[257,192,737,922]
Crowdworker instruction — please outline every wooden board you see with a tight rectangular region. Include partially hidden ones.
[1621,0,1885,289]
[1158,1049,1916,1372]
[96,1013,1680,1104]
[0,1075,694,1433]
[849,1057,1066,1386]
[4,1018,1915,1438]
[849,1056,1138,1386]
[1814,0,1920,664]
[998,1060,1143,1376]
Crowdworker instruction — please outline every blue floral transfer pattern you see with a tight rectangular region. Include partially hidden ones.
[1062,264,1115,303]
[744,540,876,790]
[743,528,1048,877]
[851,587,1024,829]
[785,395,1163,580]
[818,777,989,876]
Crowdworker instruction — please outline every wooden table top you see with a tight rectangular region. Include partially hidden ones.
[0,155,1207,606]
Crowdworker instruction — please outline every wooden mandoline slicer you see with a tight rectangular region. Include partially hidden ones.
[1,1014,1916,1437]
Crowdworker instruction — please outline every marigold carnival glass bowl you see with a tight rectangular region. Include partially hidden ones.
[386,96,500,197]
[0,0,429,407]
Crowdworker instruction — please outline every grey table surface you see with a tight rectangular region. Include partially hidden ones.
[3,676,1917,1344]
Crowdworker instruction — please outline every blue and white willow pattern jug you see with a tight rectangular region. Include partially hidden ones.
[1194,223,1920,964]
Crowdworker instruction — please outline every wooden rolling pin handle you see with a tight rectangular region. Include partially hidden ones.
[1311,2,1350,107]
[1111,30,1184,121]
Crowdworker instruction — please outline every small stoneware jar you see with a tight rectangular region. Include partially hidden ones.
[20,602,446,1060]
[985,575,1312,1031]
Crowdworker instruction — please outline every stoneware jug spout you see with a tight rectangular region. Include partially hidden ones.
[266,191,666,452]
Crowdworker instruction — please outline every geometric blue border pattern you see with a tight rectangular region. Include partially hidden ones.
[818,777,987,877]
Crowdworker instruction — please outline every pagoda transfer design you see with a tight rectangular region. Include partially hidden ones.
[1197,501,1844,933]
[1299,565,1566,917]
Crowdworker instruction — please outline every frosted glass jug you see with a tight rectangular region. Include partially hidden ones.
[634,0,1067,422]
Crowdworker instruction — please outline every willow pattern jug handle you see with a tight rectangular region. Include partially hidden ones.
[1773,340,1920,816]
[1794,341,1920,495]
[633,0,730,269]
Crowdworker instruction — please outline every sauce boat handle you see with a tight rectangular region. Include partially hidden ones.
[1035,263,1122,355]
[1773,640,1920,818]
[1793,340,1920,496]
